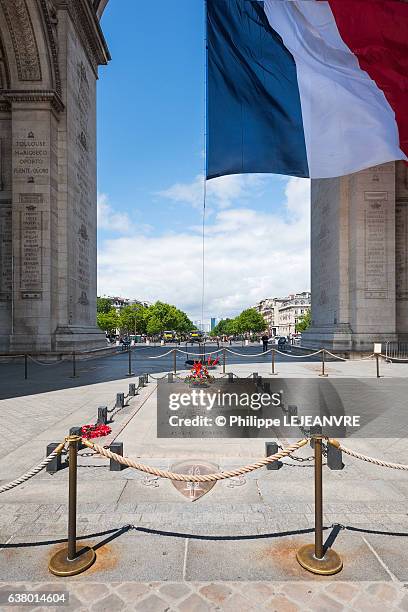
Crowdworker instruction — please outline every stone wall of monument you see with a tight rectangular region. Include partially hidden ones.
[0,102,11,351]
[304,162,400,352]
[0,0,109,353]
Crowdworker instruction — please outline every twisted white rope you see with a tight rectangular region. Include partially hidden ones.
[176,348,224,356]
[146,349,176,359]
[0,442,65,493]
[84,439,308,482]
[329,439,408,471]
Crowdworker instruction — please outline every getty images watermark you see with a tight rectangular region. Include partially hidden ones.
[155,378,393,439]
[166,388,359,430]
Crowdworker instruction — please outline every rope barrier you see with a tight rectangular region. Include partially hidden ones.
[322,350,347,362]
[273,348,323,358]
[0,442,65,493]
[226,349,274,357]
[176,348,224,357]
[27,355,64,366]
[145,349,175,359]
[83,439,308,482]
[328,439,408,471]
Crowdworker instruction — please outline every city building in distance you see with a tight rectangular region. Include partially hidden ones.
[254,292,311,337]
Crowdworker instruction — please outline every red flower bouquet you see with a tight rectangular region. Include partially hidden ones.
[185,361,214,386]
[81,424,112,439]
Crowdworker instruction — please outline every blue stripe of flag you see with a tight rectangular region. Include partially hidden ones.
[206,0,309,180]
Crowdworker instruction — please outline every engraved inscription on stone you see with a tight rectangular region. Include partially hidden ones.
[364,192,388,299]
[396,199,408,301]
[74,62,92,318]
[19,194,44,299]
[0,203,12,301]
[13,130,49,182]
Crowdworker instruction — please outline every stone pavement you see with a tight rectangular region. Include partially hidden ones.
[1,580,408,611]
[1,363,408,609]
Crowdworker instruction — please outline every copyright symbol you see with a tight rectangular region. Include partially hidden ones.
[215,416,226,427]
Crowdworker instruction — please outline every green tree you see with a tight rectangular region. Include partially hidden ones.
[97,297,113,314]
[118,304,147,334]
[146,314,163,336]
[144,301,194,335]
[296,309,311,333]
[97,308,118,334]
[234,308,266,335]
[210,318,236,337]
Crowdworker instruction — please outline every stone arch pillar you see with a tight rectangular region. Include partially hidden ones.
[0,0,110,353]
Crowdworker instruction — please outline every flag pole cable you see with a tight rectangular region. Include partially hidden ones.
[201,0,208,335]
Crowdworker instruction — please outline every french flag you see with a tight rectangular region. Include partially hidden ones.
[206,0,408,180]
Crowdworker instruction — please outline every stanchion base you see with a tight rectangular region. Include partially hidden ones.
[318,374,328,378]
[49,545,96,576]
[270,373,279,376]
[125,373,135,377]
[296,544,342,575]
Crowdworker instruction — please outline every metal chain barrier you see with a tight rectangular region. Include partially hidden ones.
[0,442,65,494]
[328,439,408,470]
[83,438,308,482]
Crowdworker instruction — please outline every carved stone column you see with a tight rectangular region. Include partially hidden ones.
[8,93,61,353]
[303,163,398,353]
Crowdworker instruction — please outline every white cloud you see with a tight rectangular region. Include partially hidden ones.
[97,193,132,233]
[157,173,266,210]
[97,177,311,319]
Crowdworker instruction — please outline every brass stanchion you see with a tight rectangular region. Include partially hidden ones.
[319,349,328,377]
[222,348,226,374]
[126,346,134,377]
[296,436,342,575]
[173,349,177,374]
[49,435,95,576]
[271,348,278,375]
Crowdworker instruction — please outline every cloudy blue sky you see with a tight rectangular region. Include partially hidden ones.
[97,0,311,321]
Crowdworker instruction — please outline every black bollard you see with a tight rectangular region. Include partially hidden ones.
[109,442,125,471]
[265,442,282,470]
[327,444,344,470]
[46,443,63,474]
[115,393,125,409]
[167,373,174,383]
[129,383,137,396]
[97,406,108,425]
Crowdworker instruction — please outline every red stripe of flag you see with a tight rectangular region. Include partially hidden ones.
[326,0,408,158]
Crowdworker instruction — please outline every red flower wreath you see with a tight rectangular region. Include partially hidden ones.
[81,424,112,439]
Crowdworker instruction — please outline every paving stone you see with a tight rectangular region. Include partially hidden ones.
[70,583,111,604]
[159,583,192,601]
[199,582,233,604]
[307,592,345,611]
[215,592,255,612]
[365,582,401,604]
[115,582,152,602]
[90,593,126,612]
[134,593,172,611]
[325,582,359,604]
[177,593,214,612]
[237,582,275,604]
[262,594,300,611]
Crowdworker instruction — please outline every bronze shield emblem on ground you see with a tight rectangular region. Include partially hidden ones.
[170,460,219,501]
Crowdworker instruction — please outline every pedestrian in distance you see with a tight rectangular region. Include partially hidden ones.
[262,333,269,352]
